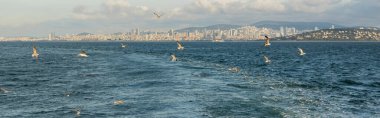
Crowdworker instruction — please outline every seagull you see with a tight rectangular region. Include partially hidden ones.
[228,67,240,73]
[75,108,81,117]
[170,54,177,62]
[264,55,271,64]
[153,11,164,19]
[113,100,125,105]
[64,91,72,97]
[0,87,10,93]
[32,46,39,58]
[298,48,306,56]
[121,43,127,48]
[78,50,88,57]
[176,41,184,50]
[264,36,271,47]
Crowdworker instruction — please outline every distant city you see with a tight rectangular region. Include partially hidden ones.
[1,21,379,41]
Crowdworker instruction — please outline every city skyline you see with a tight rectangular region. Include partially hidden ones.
[0,0,379,36]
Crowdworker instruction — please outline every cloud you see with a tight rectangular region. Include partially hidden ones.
[73,0,151,20]
[1,0,380,36]
[288,0,352,13]
[73,5,104,20]
[181,0,286,15]
[250,0,286,12]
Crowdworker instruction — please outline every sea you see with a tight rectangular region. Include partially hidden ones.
[0,41,379,117]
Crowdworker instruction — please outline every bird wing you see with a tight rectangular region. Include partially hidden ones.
[177,41,182,47]
[33,46,38,54]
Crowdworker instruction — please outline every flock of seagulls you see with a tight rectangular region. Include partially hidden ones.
[1,13,310,116]
[19,36,307,116]
[170,36,185,62]
[31,46,90,59]
[262,36,306,64]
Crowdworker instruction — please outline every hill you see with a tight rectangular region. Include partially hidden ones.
[175,24,241,32]
[276,27,380,40]
[252,20,344,30]
[77,32,93,36]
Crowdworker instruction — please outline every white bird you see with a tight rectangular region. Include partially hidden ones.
[153,11,164,19]
[75,109,81,116]
[264,36,271,47]
[64,91,72,97]
[176,41,184,50]
[298,48,306,56]
[32,46,39,58]
[121,43,127,48]
[113,100,125,105]
[228,67,240,73]
[78,50,88,57]
[170,54,177,62]
[0,87,10,93]
[264,55,271,64]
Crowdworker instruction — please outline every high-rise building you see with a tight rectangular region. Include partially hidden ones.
[48,33,55,40]
[168,29,174,36]
[280,26,285,37]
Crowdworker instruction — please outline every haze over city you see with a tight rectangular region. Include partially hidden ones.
[0,0,379,36]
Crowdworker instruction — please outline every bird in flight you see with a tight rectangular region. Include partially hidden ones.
[171,54,177,62]
[78,50,88,57]
[176,40,184,50]
[264,55,271,64]
[121,43,127,48]
[264,36,271,47]
[153,10,164,19]
[32,46,39,58]
[298,48,306,56]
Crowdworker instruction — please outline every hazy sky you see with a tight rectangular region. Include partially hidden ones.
[0,0,379,36]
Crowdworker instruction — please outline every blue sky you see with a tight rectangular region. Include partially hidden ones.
[0,0,379,36]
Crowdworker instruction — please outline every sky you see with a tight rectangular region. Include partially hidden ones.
[0,0,379,36]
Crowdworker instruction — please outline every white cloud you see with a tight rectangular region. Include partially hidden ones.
[1,0,379,36]
[250,0,286,12]
[73,0,151,20]
[288,0,353,13]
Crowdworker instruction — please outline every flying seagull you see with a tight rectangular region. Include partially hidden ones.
[176,40,184,50]
[264,36,271,47]
[32,46,39,58]
[298,48,306,56]
[114,100,125,105]
[153,11,164,19]
[171,54,177,62]
[121,43,127,48]
[264,55,271,64]
[78,50,88,57]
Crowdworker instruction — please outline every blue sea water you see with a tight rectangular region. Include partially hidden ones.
[0,41,379,117]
